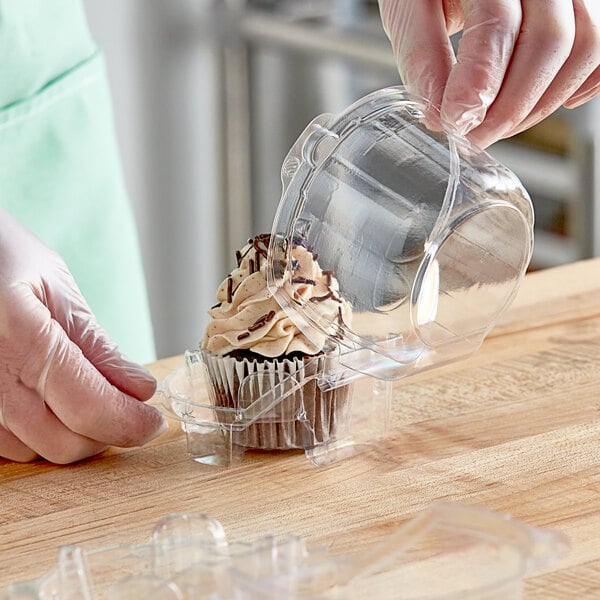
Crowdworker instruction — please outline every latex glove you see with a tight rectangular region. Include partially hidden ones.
[379,0,600,147]
[0,207,166,464]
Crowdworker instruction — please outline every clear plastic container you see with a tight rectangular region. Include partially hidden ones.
[158,86,534,466]
[1,504,567,599]
[158,349,391,467]
[268,86,533,380]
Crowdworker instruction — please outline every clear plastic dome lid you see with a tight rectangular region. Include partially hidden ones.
[266,86,534,381]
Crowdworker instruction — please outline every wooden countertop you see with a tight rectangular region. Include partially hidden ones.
[1,258,600,597]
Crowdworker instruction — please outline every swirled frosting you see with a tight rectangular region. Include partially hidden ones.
[202,234,352,357]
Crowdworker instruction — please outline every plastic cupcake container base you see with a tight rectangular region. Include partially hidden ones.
[203,351,352,450]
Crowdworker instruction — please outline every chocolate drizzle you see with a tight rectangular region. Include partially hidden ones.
[232,234,270,278]
[248,310,276,332]
[253,235,269,273]
[227,277,233,303]
[286,249,346,308]
[253,234,270,258]
[238,310,276,338]
[220,234,347,348]
[310,291,342,304]
[235,237,260,270]
[231,282,242,298]
[292,277,316,285]
[226,234,272,305]
[309,291,333,303]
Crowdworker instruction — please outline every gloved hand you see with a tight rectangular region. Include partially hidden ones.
[0,207,166,464]
[379,0,600,147]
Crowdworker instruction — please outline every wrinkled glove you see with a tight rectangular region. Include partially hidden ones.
[379,0,600,147]
[0,207,166,464]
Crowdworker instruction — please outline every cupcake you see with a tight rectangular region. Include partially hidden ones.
[201,234,352,450]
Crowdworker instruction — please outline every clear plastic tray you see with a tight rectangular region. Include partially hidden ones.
[1,503,567,599]
[157,349,392,467]
[159,86,534,467]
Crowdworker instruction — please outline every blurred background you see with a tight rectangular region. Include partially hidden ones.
[83,0,600,359]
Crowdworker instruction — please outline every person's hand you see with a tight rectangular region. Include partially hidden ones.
[0,207,166,464]
[379,0,600,147]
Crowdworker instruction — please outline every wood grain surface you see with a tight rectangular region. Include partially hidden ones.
[1,258,600,597]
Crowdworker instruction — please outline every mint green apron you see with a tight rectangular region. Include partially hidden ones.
[0,0,155,363]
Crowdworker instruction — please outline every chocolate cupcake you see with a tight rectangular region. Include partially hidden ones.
[201,234,352,450]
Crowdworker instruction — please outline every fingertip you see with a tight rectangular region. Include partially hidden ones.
[441,101,487,137]
[99,356,158,401]
[440,56,505,136]
[2,447,39,463]
[121,361,158,401]
[114,402,168,448]
[564,84,600,108]
[465,128,499,150]
[137,376,158,402]
[120,407,168,447]
[143,414,169,444]
[0,426,39,463]
[462,104,520,148]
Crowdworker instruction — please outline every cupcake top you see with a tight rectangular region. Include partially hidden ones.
[202,234,352,358]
